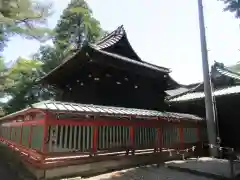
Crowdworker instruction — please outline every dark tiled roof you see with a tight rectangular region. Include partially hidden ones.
[40,25,171,83]
[166,83,202,100]
[215,66,240,80]
[169,85,240,102]
[0,101,203,121]
[90,47,170,73]
[166,87,189,97]
[91,25,143,62]
[33,101,203,120]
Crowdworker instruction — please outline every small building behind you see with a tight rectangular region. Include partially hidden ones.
[167,62,240,149]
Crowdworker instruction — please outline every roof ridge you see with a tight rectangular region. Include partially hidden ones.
[214,62,240,80]
[222,66,240,77]
[94,25,125,48]
[167,83,202,100]
[91,25,144,62]
[169,85,240,102]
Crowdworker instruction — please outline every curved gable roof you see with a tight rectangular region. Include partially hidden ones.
[92,25,142,62]
[94,25,125,49]
[39,25,171,86]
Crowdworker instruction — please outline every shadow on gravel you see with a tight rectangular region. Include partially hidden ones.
[0,144,36,180]
[82,165,218,180]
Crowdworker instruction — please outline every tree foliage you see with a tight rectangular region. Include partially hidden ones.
[1,0,106,114]
[2,57,59,114]
[0,0,54,102]
[0,56,6,97]
[54,0,103,51]
[33,45,64,73]
[0,0,53,49]
[220,0,240,18]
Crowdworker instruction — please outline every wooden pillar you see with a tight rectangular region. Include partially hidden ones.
[179,126,184,149]
[42,112,49,153]
[130,126,134,154]
[93,125,98,154]
[157,128,162,152]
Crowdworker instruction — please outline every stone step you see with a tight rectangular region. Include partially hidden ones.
[165,157,239,180]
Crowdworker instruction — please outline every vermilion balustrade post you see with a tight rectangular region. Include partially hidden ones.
[130,126,134,155]
[42,111,49,153]
[93,125,98,155]
[24,113,34,148]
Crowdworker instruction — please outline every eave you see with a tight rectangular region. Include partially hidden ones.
[167,61,240,103]
[169,85,240,102]
[0,100,203,121]
[39,25,171,87]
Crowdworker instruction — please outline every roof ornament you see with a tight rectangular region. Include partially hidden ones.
[93,25,125,50]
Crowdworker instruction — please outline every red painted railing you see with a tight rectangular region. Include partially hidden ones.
[0,107,206,169]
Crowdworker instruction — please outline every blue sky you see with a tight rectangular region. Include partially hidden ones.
[3,0,240,84]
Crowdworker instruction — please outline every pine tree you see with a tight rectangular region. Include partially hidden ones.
[0,0,53,42]
[54,0,103,51]
[220,0,240,18]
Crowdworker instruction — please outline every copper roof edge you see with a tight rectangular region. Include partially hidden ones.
[0,100,203,121]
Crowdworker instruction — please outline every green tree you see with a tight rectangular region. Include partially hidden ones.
[33,45,64,74]
[220,0,240,18]
[0,27,8,52]
[0,0,53,46]
[2,0,107,114]
[3,57,42,92]
[0,56,7,98]
[0,0,54,112]
[0,56,5,72]
[54,0,103,51]
[1,57,56,114]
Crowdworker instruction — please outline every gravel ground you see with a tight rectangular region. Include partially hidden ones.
[72,165,215,180]
[0,145,35,180]
[0,145,229,180]
[0,158,22,180]
[166,157,236,178]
